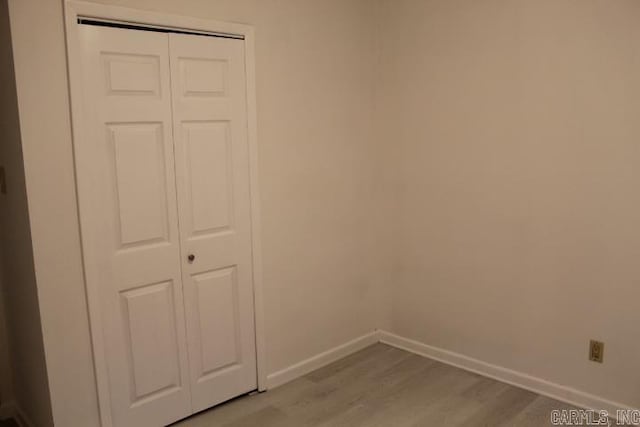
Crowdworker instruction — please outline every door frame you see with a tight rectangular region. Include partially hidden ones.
[63,2,267,426]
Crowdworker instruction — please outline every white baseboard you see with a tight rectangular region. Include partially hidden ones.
[0,401,34,427]
[266,330,379,389]
[264,329,633,422]
[378,330,634,418]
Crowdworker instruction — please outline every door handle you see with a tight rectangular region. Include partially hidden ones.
[187,254,195,263]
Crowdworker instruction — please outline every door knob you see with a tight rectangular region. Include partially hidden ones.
[187,254,195,263]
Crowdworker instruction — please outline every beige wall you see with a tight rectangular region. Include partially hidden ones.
[0,0,53,425]
[7,0,383,425]
[377,0,640,409]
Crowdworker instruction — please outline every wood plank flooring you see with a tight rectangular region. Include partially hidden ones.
[174,343,582,427]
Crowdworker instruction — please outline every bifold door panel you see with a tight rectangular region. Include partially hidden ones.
[78,25,191,427]
[169,33,257,414]
[77,24,256,427]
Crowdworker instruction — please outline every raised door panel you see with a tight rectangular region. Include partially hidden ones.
[181,58,228,96]
[121,281,181,403]
[77,24,191,427]
[192,267,241,380]
[182,121,233,236]
[109,123,169,247]
[169,33,257,413]
[104,53,161,95]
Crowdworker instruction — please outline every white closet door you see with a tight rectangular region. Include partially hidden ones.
[168,33,257,412]
[77,25,191,427]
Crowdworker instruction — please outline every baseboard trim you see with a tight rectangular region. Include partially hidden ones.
[0,401,34,427]
[264,329,633,421]
[266,330,379,389]
[378,330,633,419]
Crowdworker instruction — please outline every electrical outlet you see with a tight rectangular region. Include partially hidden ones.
[589,340,604,363]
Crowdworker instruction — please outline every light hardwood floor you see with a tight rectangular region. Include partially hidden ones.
[174,343,582,427]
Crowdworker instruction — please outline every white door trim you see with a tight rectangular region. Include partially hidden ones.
[63,3,266,426]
